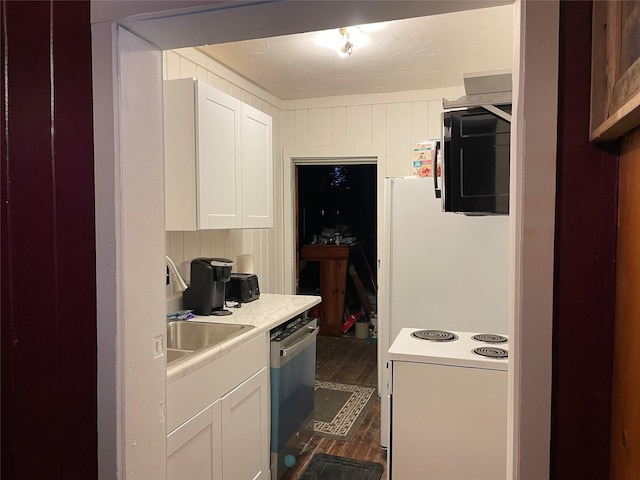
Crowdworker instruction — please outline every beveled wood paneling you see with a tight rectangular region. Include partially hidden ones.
[611,125,640,480]
[332,106,348,146]
[295,109,310,146]
[346,105,373,146]
[308,108,333,146]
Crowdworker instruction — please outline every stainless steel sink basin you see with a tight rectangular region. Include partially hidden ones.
[167,348,193,364]
[166,321,254,367]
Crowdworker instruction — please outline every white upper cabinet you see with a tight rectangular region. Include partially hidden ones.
[241,103,273,229]
[197,84,242,229]
[164,78,273,230]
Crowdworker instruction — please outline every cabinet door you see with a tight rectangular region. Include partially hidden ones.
[167,400,223,480]
[197,83,243,229]
[241,104,273,228]
[221,367,270,480]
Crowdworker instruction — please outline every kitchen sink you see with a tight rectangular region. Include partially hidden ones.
[167,348,193,364]
[166,321,254,367]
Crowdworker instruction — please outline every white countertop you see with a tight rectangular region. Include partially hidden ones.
[166,293,321,384]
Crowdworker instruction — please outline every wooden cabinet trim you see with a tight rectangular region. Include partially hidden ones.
[590,1,640,142]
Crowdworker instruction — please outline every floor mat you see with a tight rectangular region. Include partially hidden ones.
[299,453,384,480]
[307,381,376,441]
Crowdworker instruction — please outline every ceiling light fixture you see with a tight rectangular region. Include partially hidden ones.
[338,27,355,57]
[315,24,374,57]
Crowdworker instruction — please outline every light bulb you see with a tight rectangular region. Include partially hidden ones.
[337,28,355,57]
[347,27,365,47]
[338,39,354,57]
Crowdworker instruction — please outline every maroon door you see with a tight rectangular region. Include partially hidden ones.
[1,2,97,478]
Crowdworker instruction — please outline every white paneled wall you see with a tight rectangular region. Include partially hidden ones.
[163,45,465,311]
[163,48,285,310]
[280,86,465,291]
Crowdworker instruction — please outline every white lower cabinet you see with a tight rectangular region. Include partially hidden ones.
[167,334,270,480]
[167,399,222,480]
[221,368,269,480]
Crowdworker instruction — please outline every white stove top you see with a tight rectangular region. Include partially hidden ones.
[388,327,509,371]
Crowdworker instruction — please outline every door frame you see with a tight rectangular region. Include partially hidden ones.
[293,157,378,294]
[91,1,559,478]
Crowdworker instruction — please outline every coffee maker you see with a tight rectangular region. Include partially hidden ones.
[183,258,234,316]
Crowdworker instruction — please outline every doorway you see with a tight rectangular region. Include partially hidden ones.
[92,2,560,478]
[296,163,378,338]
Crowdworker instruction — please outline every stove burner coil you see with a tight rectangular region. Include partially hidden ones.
[471,333,508,344]
[411,330,459,342]
[472,347,508,359]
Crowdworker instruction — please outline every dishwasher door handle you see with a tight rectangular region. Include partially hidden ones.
[279,326,319,358]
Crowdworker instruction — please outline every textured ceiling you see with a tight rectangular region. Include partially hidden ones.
[196,4,514,100]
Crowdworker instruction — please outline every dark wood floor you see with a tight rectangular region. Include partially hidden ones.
[280,335,386,480]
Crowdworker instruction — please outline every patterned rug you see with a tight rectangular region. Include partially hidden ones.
[307,380,377,441]
[299,453,384,480]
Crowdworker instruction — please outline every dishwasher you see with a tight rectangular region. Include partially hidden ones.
[270,313,318,480]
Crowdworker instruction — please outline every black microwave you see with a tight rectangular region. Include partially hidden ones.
[435,105,511,215]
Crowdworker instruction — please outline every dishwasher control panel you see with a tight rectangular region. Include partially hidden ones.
[270,313,315,342]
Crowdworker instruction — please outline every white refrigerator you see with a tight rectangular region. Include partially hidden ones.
[379,176,510,447]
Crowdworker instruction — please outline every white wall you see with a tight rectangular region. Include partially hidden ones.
[507,2,558,476]
[280,86,465,291]
[93,24,167,478]
[163,48,286,307]
[163,45,467,305]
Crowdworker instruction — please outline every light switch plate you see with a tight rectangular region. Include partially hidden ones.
[153,335,164,359]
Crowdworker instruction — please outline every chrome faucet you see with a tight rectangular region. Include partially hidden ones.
[166,256,188,292]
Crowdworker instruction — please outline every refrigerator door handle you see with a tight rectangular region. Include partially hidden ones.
[433,140,442,199]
